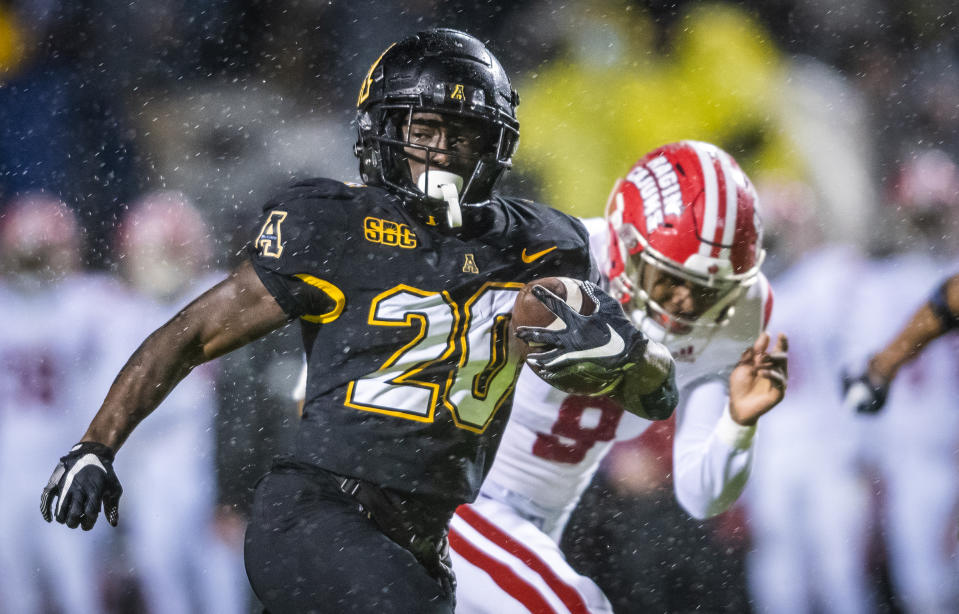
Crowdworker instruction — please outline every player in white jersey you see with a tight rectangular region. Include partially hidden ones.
[450,141,786,613]
[842,256,959,613]
[101,191,248,614]
[736,177,874,614]
[838,149,959,613]
[844,272,959,413]
[745,243,875,614]
[843,150,959,414]
[0,195,110,613]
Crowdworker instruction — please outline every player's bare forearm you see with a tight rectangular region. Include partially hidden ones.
[870,306,942,382]
[871,275,959,382]
[609,339,678,420]
[81,260,289,450]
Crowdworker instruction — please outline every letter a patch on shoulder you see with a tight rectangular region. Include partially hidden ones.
[256,211,288,258]
[463,253,479,274]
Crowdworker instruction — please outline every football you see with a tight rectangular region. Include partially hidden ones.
[509,276,596,363]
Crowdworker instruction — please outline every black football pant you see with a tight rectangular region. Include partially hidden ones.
[244,470,454,614]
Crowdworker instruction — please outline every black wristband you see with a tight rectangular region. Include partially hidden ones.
[928,280,959,332]
[72,441,116,462]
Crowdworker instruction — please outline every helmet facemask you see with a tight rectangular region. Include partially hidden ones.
[360,105,518,226]
[624,240,763,335]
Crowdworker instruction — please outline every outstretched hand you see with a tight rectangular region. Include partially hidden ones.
[40,442,122,530]
[728,332,788,426]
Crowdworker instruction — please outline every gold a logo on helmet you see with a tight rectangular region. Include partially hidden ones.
[357,43,396,106]
[450,84,466,101]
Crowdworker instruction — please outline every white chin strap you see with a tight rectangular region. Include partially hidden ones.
[417,170,464,228]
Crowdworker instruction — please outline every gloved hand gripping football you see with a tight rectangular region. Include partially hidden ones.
[516,281,648,395]
[41,442,122,530]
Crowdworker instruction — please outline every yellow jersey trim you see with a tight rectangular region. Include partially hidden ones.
[295,274,345,324]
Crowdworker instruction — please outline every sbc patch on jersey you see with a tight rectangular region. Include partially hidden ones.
[256,210,287,258]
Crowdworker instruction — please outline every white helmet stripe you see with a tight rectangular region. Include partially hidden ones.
[691,141,719,257]
[717,149,739,260]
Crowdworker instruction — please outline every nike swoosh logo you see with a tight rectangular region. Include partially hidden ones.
[521,245,558,263]
[544,324,626,367]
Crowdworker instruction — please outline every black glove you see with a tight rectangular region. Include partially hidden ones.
[41,442,122,530]
[516,281,647,395]
[841,368,889,414]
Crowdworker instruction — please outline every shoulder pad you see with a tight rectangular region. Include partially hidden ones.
[731,272,772,337]
[263,178,365,211]
[496,196,589,247]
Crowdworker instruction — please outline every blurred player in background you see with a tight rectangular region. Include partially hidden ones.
[0,195,109,613]
[844,271,959,413]
[103,191,248,614]
[838,150,959,612]
[843,151,959,414]
[449,141,788,613]
[744,179,874,613]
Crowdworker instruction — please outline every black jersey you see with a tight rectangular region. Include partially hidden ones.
[249,178,594,513]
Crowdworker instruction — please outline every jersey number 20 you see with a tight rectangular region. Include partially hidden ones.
[346,283,522,433]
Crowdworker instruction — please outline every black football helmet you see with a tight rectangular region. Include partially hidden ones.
[354,28,520,220]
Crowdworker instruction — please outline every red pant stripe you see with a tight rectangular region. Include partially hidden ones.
[449,526,558,613]
[455,505,590,613]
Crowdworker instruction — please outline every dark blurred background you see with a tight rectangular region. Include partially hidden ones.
[1,1,957,612]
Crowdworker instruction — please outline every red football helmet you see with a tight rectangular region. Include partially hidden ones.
[117,190,212,300]
[0,193,82,281]
[879,149,959,254]
[894,149,959,212]
[605,141,764,334]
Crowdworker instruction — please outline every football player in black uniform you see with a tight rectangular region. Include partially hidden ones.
[40,29,677,613]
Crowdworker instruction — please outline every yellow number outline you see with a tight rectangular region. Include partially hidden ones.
[344,282,523,432]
